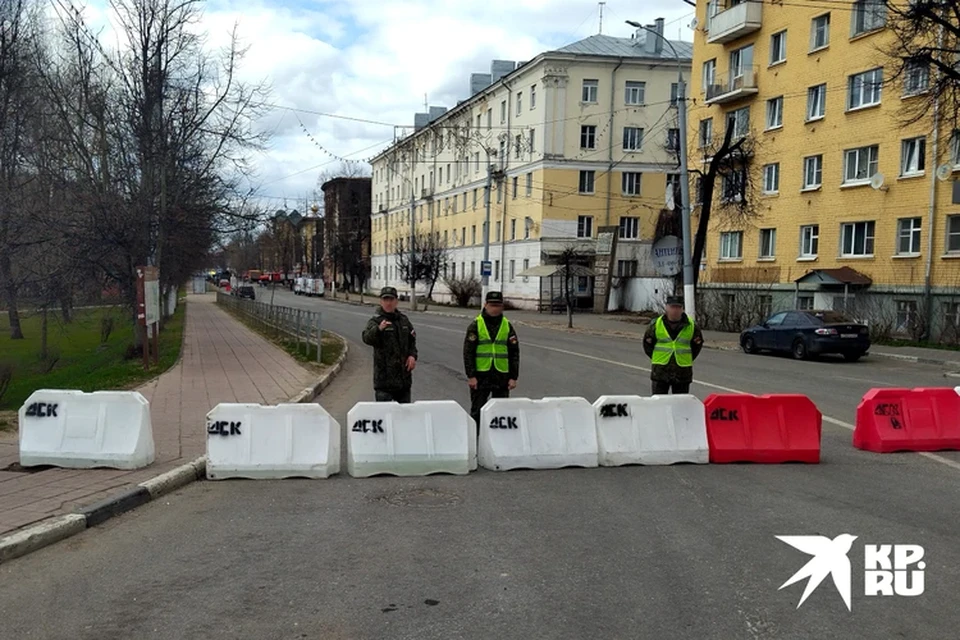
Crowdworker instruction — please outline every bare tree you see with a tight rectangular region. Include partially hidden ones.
[554,245,594,329]
[394,232,448,309]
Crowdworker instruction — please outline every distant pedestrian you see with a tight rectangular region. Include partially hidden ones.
[643,295,703,395]
[361,286,418,403]
[463,291,520,428]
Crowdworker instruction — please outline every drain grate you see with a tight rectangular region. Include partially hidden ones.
[369,487,462,509]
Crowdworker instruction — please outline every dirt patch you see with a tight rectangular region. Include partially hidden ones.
[0,409,17,435]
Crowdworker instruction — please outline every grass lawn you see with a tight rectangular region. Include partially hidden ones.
[219,304,345,370]
[0,302,186,415]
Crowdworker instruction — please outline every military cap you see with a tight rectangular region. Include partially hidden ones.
[665,295,684,306]
[485,290,504,303]
[379,286,398,299]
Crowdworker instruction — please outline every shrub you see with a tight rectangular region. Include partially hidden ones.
[0,363,13,404]
[445,277,481,308]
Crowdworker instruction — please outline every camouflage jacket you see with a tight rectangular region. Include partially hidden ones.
[361,307,418,391]
[642,314,704,383]
[463,313,520,388]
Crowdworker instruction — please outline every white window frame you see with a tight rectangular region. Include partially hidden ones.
[727,107,750,138]
[623,126,643,151]
[800,224,819,258]
[953,130,960,167]
[759,228,777,259]
[699,118,713,148]
[811,14,830,51]
[577,215,594,238]
[530,84,537,109]
[852,0,886,37]
[763,163,780,194]
[770,30,787,65]
[529,128,535,153]
[509,260,516,282]
[522,258,530,282]
[807,84,826,121]
[516,92,523,115]
[897,217,922,255]
[766,96,784,130]
[619,216,640,239]
[580,125,597,149]
[720,231,743,261]
[582,79,598,103]
[803,155,823,190]
[622,172,642,196]
[848,68,883,110]
[702,59,716,93]
[904,60,930,96]
[500,100,507,123]
[840,221,876,257]
[525,173,533,197]
[666,129,680,151]
[624,81,645,105]
[843,145,879,184]
[579,170,595,194]
[947,215,960,253]
[900,137,926,176]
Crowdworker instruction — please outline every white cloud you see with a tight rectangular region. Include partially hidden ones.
[77,0,694,206]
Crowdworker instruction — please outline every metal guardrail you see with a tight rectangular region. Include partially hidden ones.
[216,292,323,363]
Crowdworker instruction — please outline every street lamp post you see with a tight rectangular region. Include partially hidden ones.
[626,20,695,319]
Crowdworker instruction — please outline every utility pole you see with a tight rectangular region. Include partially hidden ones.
[676,75,696,320]
[409,191,417,311]
[482,164,493,303]
[599,2,605,34]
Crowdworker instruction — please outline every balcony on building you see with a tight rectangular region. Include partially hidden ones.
[704,68,759,105]
[706,0,763,45]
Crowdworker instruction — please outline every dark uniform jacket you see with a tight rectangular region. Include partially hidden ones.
[642,313,704,384]
[463,312,520,388]
[361,307,418,391]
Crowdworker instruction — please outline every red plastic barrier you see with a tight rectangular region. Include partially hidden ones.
[704,394,821,464]
[854,387,960,453]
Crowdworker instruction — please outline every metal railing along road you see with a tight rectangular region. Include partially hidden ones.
[216,292,324,363]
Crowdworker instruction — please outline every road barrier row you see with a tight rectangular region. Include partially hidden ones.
[18,387,960,474]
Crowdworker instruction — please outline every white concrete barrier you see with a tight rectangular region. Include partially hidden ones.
[346,401,473,477]
[478,397,598,471]
[18,390,155,469]
[205,403,340,479]
[593,395,709,466]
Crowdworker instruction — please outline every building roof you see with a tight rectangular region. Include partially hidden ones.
[794,267,873,286]
[551,34,693,61]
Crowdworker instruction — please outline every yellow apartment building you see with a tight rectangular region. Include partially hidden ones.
[689,0,960,339]
[369,20,692,310]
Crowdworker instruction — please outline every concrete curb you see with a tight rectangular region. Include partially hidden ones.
[0,333,350,565]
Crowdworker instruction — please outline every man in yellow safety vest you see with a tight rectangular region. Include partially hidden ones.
[642,295,704,395]
[463,290,520,429]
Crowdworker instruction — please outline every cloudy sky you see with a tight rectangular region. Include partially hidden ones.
[83,0,694,208]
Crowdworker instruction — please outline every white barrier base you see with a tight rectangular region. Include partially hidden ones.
[479,397,599,471]
[593,395,709,466]
[18,390,155,469]
[347,401,473,477]
[206,403,340,480]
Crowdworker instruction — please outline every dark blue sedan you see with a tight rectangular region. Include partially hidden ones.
[740,310,871,361]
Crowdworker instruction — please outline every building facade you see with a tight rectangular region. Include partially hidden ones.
[321,177,372,292]
[690,0,960,339]
[368,20,692,310]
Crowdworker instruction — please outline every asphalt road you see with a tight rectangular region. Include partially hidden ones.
[2,291,958,640]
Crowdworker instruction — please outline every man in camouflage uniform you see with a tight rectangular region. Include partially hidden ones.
[361,287,418,403]
[643,295,704,395]
[463,291,520,428]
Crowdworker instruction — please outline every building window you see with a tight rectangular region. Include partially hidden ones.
[471,261,476,277]
[529,128,535,153]
[522,258,530,281]
[515,134,522,158]
[525,172,533,196]
[763,163,780,194]
[494,260,500,282]
[582,79,598,103]
[617,260,638,277]
[472,225,477,245]
[666,173,682,206]
[496,221,502,242]
[461,227,466,246]
[498,180,504,203]
[843,145,880,184]
[948,216,960,253]
[721,170,746,203]
[807,84,826,121]
[720,231,743,260]
[580,125,597,149]
[530,84,536,108]
[666,128,680,151]
[670,83,680,105]
[895,300,918,334]
[702,59,716,93]
[474,152,480,173]
[770,30,787,64]
[852,0,886,37]
[577,215,594,238]
[730,44,754,79]
[699,118,713,148]
[758,295,773,319]
[579,170,595,194]
[473,188,478,208]
[800,224,820,257]
[622,172,642,196]
[623,126,643,151]
[900,137,926,176]
[463,192,467,210]
[841,221,876,257]
[625,81,645,105]
[727,106,750,138]
[487,108,492,129]
[904,60,930,96]
[803,155,823,190]
[443,230,448,246]
[848,68,883,110]
[500,100,507,123]
[811,13,830,50]
[897,217,922,255]
[759,228,777,258]
[516,92,522,115]
[509,260,516,282]
[511,218,517,240]
[512,176,518,198]
[766,96,784,129]
[953,131,960,166]
[797,295,814,310]
[619,216,640,239]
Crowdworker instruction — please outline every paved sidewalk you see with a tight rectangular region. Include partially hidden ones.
[0,294,317,536]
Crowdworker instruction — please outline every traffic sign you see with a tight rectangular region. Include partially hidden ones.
[480,260,492,277]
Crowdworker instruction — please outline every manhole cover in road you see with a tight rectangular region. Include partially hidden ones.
[372,488,462,509]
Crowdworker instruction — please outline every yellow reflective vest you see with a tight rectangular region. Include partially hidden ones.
[651,316,694,367]
[476,315,510,373]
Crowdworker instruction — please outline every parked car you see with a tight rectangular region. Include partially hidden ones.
[237,285,256,300]
[740,310,871,361]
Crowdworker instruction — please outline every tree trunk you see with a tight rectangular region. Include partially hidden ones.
[0,251,24,339]
[40,306,49,360]
[60,292,72,324]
